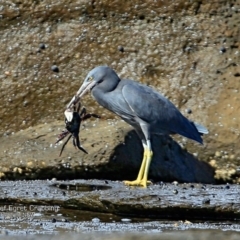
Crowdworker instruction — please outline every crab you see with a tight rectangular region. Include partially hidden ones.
[55,103,100,156]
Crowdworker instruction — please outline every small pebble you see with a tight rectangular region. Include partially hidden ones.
[1,230,8,235]
[118,45,124,52]
[225,185,230,189]
[173,189,178,194]
[121,218,131,222]
[172,181,178,186]
[215,151,221,157]
[202,198,210,204]
[39,43,46,50]
[92,218,100,223]
[51,65,59,73]
[46,26,52,33]
[234,72,240,77]
[62,218,68,222]
[185,46,192,52]
[220,47,226,53]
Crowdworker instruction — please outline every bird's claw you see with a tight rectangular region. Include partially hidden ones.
[123,179,152,188]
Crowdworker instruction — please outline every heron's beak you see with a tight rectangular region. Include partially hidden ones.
[66,80,96,109]
[65,80,96,121]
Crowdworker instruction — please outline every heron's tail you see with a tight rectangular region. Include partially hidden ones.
[194,122,209,135]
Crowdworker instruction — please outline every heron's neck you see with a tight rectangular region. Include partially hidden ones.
[91,80,119,109]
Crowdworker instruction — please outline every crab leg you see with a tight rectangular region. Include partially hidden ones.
[55,130,69,144]
[59,134,72,157]
[74,135,88,154]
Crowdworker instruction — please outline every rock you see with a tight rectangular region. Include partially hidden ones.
[1,180,240,221]
[1,231,239,240]
[0,0,240,183]
[0,120,214,183]
[0,180,239,235]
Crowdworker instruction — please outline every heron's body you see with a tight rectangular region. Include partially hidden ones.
[66,66,208,187]
[92,78,204,144]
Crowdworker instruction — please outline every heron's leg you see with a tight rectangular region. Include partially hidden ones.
[134,144,148,181]
[124,142,152,187]
[124,144,147,184]
[140,140,153,187]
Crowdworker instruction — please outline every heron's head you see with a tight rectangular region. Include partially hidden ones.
[67,66,120,108]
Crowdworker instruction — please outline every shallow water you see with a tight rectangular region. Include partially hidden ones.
[1,206,240,235]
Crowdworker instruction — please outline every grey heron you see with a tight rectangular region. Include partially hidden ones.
[66,66,208,187]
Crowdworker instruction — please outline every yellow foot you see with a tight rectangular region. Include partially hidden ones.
[123,179,152,188]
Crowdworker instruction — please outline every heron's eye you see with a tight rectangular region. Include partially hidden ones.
[88,76,93,81]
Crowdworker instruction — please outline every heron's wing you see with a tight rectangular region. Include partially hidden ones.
[121,81,203,143]
[121,81,177,124]
[97,83,136,121]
